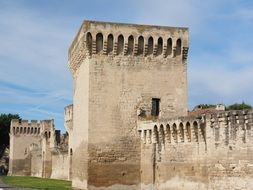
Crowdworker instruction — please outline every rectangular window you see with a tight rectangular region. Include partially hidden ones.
[151,98,160,116]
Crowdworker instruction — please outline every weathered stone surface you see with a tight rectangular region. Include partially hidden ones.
[9,20,253,190]
[69,20,188,189]
[138,110,253,189]
[8,118,70,180]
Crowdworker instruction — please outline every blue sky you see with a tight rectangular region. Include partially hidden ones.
[0,0,253,131]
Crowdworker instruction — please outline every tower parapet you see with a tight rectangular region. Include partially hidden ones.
[137,109,253,146]
[9,119,45,176]
[68,20,189,75]
[138,109,253,189]
[10,119,41,136]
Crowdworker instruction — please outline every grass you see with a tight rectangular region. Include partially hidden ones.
[0,176,72,190]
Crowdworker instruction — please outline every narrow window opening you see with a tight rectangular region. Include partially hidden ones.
[96,33,103,53]
[186,122,191,142]
[154,125,158,143]
[173,124,178,143]
[193,121,198,142]
[117,35,124,55]
[151,98,160,116]
[176,39,182,56]
[86,32,92,55]
[107,34,113,54]
[137,36,144,55]
[156,37,163,56]
[160,125,165,144]
[166,38,172,57]
[166,124,171,143]
[127,35,134,55]
[147,37,153,55]
[179,123,184,142]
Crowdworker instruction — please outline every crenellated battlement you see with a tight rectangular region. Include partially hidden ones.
[10,119,54,136]
[138,116,203,144]
[68,20,189,74]
[207,109,253,146]
[138,110,253,189]
[207,109,253,123]
[137,109,253,146]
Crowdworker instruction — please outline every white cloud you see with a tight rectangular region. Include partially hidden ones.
[0,1,76,91]
[189,49,253,108]
[1,0,253,125]
[0,1,77,129]
[132,0,253,108]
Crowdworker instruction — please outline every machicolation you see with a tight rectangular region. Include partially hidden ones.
[8,20,253,190]
[68,21,189,75]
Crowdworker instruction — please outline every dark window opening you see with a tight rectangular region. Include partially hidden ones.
[176,39,182,56]
[127,35,134,55]
[156,37,163,56]
[151,98,160,116]
[137,36,144,55]
[107,34,113,54]
[117,35,124,55]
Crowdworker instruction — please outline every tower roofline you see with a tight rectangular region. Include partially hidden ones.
[68,20,189,76]
[83,20,189,30]
[69,20,189,54]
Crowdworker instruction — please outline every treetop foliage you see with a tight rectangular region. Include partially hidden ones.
[226,102,252,110]
[0,113,20,157]
[195,102,252,111]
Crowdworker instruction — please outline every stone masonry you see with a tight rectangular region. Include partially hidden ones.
[68,20,189,190]
[138,110,253,190]
[8,20,253,190]
[8,118,70,180]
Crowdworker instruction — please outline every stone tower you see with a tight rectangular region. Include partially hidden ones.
[68,20,189,189]
[8,119,54,177]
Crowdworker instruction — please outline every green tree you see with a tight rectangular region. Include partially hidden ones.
[195,104,216,109]
[226,102,252,110]
[0,114,20,157]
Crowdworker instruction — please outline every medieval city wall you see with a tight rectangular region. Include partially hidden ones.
[8,119,71,181]
[138,110,253,190]
[9,120,41,176]
[11,20,253,190]
[50,150,69,180]
[30,147,42,177]
[68,20,189,189]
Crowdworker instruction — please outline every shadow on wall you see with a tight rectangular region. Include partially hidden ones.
[85,32,182,57]
[0,165,8,175]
